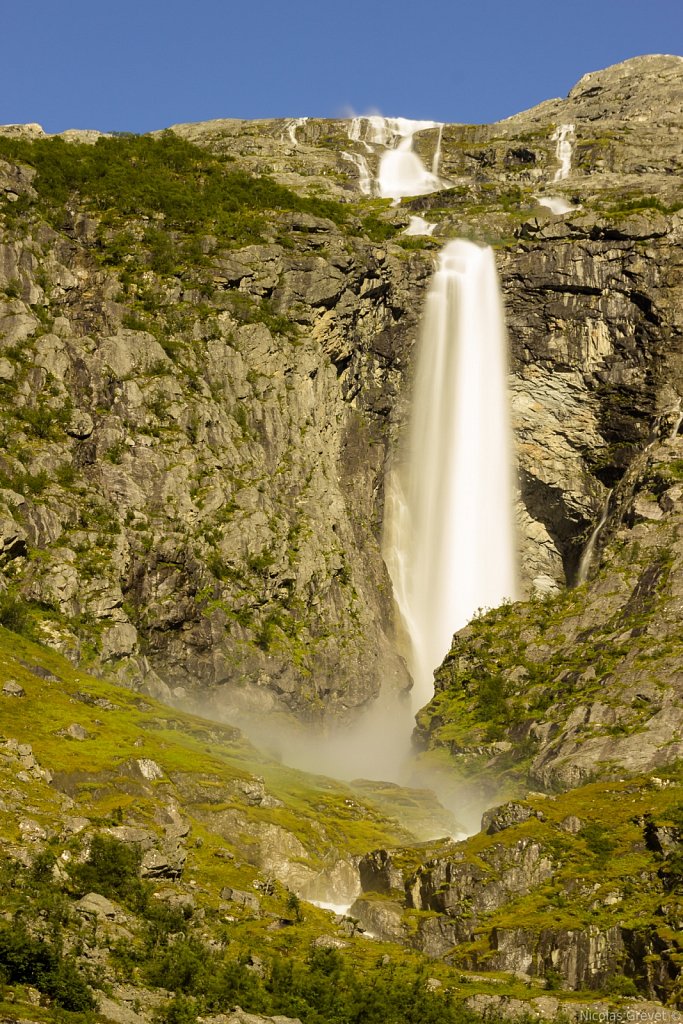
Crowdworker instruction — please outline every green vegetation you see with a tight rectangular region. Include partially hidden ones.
[1,624,682,1015]
[0,626,552,1023]
[71,834,146,908]
[143,944,484,1024]
[415,448,683,799]
[601,191,683,217]
[0,922,95,1012]
[0,132,348,248]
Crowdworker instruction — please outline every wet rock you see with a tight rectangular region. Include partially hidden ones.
[407,838,555,917]
[348,896,406,943]
[358,849,404,893]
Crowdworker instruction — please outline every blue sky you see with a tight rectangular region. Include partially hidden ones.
[2,0,682,133]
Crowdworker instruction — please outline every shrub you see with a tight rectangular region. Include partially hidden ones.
[0,923,95,1011]
[606,974,639,996]
[0,132,348,253]
[71,835,146,909]
[154,994,199,1024]
[580,822,613,865]
[0,593,30,635]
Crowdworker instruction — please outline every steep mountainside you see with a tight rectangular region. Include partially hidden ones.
[1,628,682,1022]
[1,56,682,719]
[1,54,683,1021]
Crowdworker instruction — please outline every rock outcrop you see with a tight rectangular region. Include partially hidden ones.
[352,776,683,1001]
[0,55,681,725]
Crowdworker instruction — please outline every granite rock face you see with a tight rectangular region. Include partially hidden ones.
[0,55,682,720]
[415,432,683,805]
[352,778,683,1000]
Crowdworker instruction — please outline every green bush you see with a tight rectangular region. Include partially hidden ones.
[71,835,146,909]
[0,923,95,1011]
[580,822,614,865]
[606,974,639,996]
[154,994,199,1024]
[0,593,30,635]
[140,936,481,1024]
[0,132,347,252]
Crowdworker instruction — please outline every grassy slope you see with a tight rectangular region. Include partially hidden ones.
[0,626,583,1024]
[0,625,418,864]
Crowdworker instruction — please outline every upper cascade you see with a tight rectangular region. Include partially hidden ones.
[282,117,308,146]
[551,123,575,181]
[345,116,443,202]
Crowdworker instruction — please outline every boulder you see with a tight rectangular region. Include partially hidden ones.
[64,723,89,740]
[140,848,186,879]
[2,680,25,697]
[76,892,125,920]
[219,887,261,913]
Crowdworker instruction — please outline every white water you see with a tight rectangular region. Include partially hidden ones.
[283,117,308,147]
[345,116,443,203]
[552,123,575,181]
[668,398,683,440]
[308,899,354,915]
[403,216,436,236]
[341,151,374,195]
[431,123,444,177]
[383,240,519,709]
[379,138,441,202]
[537,195,575,215]
[576,492,612,585]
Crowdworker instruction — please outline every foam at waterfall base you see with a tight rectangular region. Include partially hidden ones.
[403,215,436,236]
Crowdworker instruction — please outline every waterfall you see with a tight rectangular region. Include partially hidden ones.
[283,117,308,146]
[345,116,442,202]
[431,123,444,177]
[552,123,575,181]
[576,492,612,584]
[383,240,519,709]
[378,135,441,202]
[341,151,374,195]
[537,195,574,215]
[403,216,436,236]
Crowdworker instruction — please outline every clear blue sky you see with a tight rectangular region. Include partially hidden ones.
[3,0,682,133]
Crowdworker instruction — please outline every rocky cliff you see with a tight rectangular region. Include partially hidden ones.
[2,53,683,1021]
[1,55,682,719]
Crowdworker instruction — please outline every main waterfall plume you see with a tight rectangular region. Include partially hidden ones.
[383,239,519,709]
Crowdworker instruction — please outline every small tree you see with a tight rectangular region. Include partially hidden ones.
[285,891,302,923]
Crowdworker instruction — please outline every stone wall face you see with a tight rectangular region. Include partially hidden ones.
[0,55,681,719]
